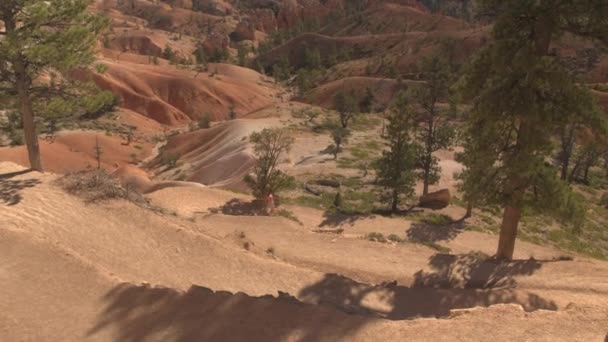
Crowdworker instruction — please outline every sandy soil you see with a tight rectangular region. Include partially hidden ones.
[0,130,154,174]
[1,162,607,341]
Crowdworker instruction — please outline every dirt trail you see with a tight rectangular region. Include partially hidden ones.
[1,162,607,341]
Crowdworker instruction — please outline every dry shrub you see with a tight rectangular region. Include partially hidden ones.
[57,169,146,204]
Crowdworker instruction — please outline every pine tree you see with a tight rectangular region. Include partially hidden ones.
[162,44,175,62]
[360,87,375,113]
[411,56,456,195]
[195,46,208,68]
[459,0,608,260]
[237,43,247,67]
[0,0,111,171]
[376,93,417,213]
[227,105,237,120]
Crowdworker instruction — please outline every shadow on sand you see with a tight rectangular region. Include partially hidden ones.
[88,253,560,341]
[0,170,40,206]
[299,253,557,320]
[208,198,265,216]
[406,221,466,243]
[318,210,372,228]
[87,283,371,342]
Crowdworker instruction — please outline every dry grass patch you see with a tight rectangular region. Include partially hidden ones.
[56,169,147,205]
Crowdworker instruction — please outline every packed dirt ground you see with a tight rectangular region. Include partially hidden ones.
[2,161,608,341]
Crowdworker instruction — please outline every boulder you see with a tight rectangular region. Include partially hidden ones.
[418,189,451,210]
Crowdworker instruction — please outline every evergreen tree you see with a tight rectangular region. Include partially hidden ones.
[303,46,321,69]
[0,0,112,171]
[296,69,313,97]
[360,87,375,113]
[162,44,175,62]
[458,0,608,260]
[198,112,211,129]
[227,105,237,120]
[376,93,417,213]
[411,56,456,195]
[237,43,247,67]
[195,46,208,67]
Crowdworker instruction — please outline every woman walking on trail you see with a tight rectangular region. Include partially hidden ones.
[266,193,275,215]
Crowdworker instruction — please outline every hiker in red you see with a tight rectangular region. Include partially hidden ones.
[266,193,275,215]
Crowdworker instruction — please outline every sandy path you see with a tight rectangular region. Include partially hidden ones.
[1,163,608,341]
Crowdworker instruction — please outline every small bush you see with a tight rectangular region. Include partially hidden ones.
[162,153,179,169]
[57,169,146,204]
[366,232,387,243]
[198,113,211,129]
[421,213,452,226]
[387,234,403,243]
[266,247,275,255]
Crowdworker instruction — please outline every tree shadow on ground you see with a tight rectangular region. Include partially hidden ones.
[298,253,558,320]
[87,283,371,342]
[412,252,547,289]
[318,210,372,228]
[406,221,465,243]
[208,198,265,216]
[0,174,40,206]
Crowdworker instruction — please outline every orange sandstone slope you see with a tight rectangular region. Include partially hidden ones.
[0,130,154,174]
[92,59,280,125]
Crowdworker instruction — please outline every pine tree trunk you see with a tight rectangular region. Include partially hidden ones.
[583,161,591,184]
[14,64,42,171]
[560,155,570,181]
[4,12,43,172]
[391,189,398,213]
[496,202,522,260]
[16,74,42,171]
[465,202,473,219]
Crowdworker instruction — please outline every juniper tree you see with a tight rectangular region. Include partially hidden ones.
[244,128,295,199]
[376,93,417,213]
[458,0,608,260]
[0,0,113,171]
[411,56,456,195]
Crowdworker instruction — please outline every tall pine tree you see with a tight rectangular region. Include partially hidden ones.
[459,0,608,260]
[376,93,417,213]
[411,56,456,195]
[1,0,111,171]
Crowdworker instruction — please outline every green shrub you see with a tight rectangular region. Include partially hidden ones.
[162,153,179,169]
[387,234,403,242]
[421,213,452,226]
[366,232,387,243]
[198,113,211,129]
